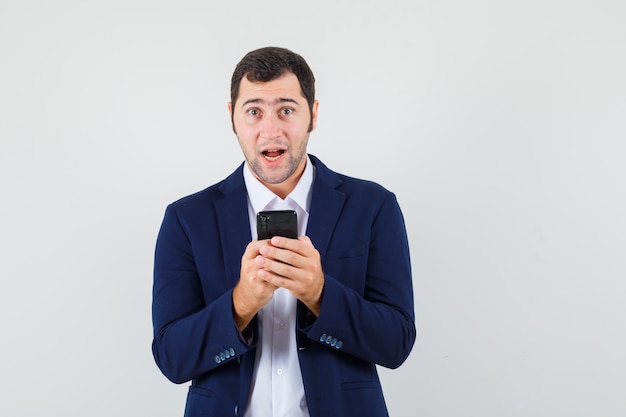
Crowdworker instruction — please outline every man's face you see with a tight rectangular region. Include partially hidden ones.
[229,72,318,198]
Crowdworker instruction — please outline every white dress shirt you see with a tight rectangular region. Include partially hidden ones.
[243,156,315,417]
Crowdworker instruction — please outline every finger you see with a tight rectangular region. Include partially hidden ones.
[258,268,299,293]
[243,239,268,260]
[297,235,312,245]
[269,236,306,253]
[275,235,317,257]
[261,244,305,270]
[257,255,297,280]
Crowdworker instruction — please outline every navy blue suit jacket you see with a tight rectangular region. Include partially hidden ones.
[152,155,415,417]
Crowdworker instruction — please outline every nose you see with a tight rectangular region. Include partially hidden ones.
[259,114,281,139]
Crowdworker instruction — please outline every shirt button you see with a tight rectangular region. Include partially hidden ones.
[277,368,283,376]
[279,322,285,330]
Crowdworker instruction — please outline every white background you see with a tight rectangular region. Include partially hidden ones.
[1,1,625,416]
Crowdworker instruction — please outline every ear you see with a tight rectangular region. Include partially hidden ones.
[310,100,319,132]
[228,102,236,134]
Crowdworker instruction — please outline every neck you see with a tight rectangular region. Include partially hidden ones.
[265,157,307,200]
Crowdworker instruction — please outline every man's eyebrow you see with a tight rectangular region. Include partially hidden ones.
[240,97,300,107]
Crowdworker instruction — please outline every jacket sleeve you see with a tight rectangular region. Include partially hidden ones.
[301,192,416,369]
[151,204,255,384]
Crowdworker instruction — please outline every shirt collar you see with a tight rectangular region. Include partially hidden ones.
[243,155,315,214]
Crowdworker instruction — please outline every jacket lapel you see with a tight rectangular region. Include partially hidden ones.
[306,155,345,261]
[214,164,252,287]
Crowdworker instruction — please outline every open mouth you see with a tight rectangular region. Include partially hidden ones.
[262,149,285,162]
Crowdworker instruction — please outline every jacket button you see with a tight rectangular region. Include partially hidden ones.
[325,335,333,344]
[215,355,222,363]
[320,333,327,342]
[335,341,343,349]
[230,347,236,356]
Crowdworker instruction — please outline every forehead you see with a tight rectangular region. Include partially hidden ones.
[236,72,305,106]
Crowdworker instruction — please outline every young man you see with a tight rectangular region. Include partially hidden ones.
[152,47,415,417]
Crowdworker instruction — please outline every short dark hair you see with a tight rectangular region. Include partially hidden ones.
[230,47,316,129]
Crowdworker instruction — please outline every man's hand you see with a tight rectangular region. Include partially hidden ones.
[255,236,325,316]
[232,240,279,331]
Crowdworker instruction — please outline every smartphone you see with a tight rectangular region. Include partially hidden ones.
[257,210,298,240]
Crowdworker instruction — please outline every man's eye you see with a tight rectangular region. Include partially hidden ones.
[280,108,294,116]
[247,108,260,116]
